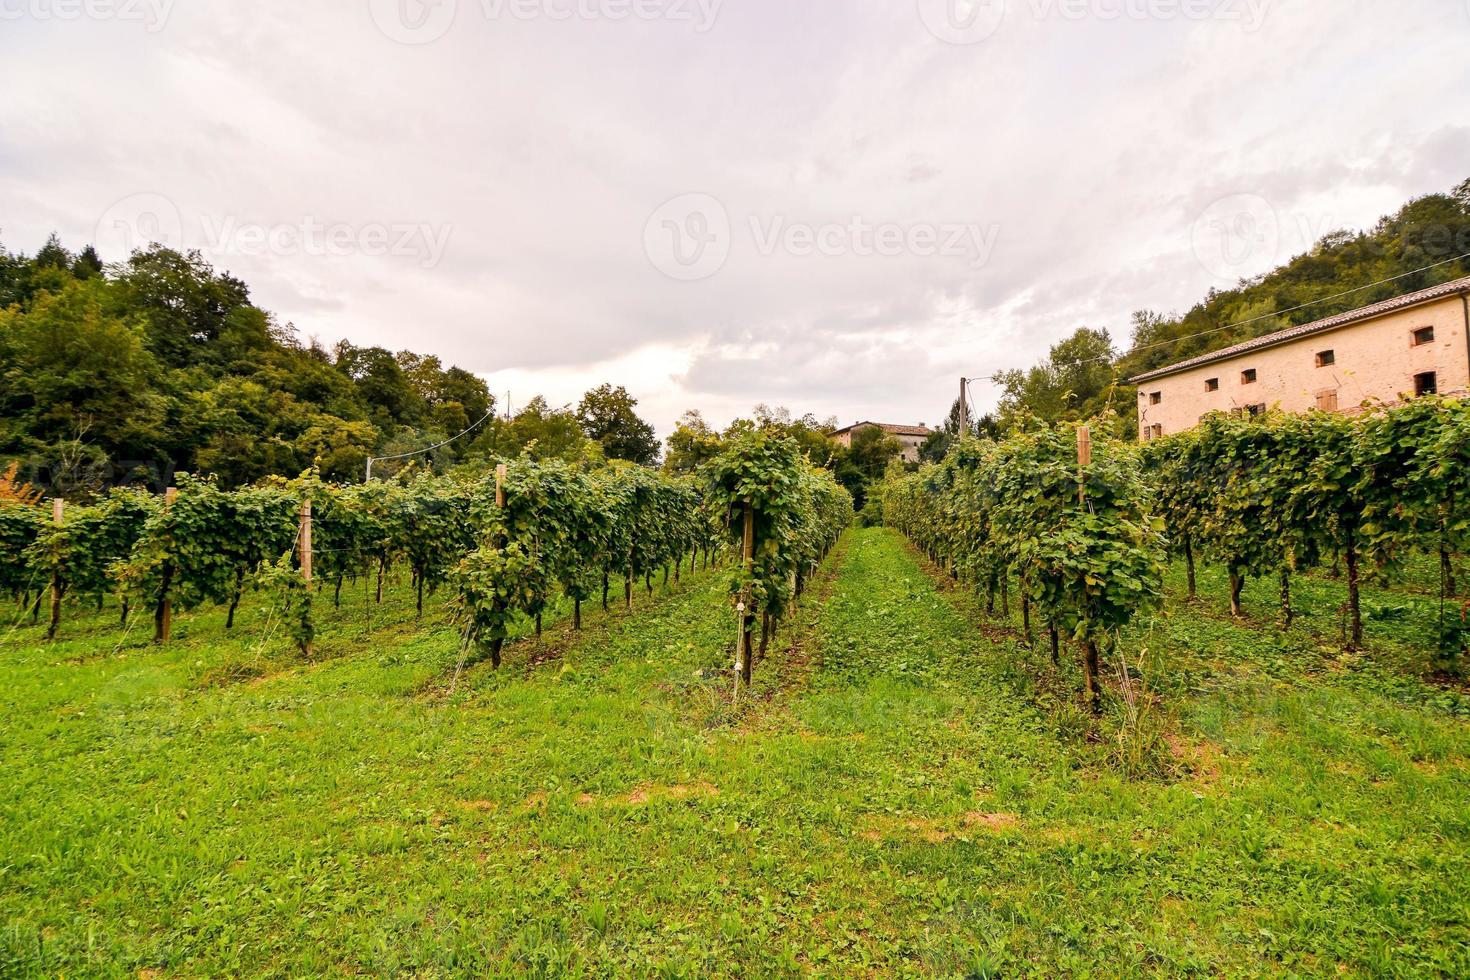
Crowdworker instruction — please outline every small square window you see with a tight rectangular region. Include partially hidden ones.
[1415,372,1438,396]
[1245,403,1266,418]
[1149,392,1162,405]
[1241,369,1257,385]
[1205,378,1219,392]
[1413,326,1435,346]
[1316,389,1339,412]
[1316,350,1335,367]
[1147,424,1163,441]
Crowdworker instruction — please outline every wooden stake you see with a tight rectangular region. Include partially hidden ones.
[157,487,177,644]
[299,498,313,658]
[495,464,507,509]
[1077,425,1092,505]
[298,499,313,583]
[1075,428,1099,709]
[46,498,64,641]
[740,502,755,686]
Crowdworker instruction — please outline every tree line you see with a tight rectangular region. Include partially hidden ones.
[0,236,668,491]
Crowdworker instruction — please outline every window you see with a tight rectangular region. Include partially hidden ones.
[1413,326,1435,346]
[1241,369,1257,385]
[1145,424,1163,441]
[1245,403,1266,418]
[1316,350,1335,367]
[1205,378,1219,392]
[1415,372,1438,396]
[1316,389,1339,412]
[1149,391,1162,405]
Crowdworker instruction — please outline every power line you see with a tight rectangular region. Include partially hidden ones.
[365,405,497,480]
[970,251,1470,383]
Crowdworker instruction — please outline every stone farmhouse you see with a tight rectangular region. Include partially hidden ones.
[829,422,933,463]
[1129,276,1470,441]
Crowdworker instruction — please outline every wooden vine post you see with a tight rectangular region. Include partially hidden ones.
[1076,425,1092,503]
[298,498,313,658]
[739,501,755,686]
[155,486,177,644]
[493,463,509,666]
[1076,426,1100,711]
[46,498,64,641]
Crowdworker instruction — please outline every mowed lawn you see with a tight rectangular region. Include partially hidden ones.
[2,529,1469,977]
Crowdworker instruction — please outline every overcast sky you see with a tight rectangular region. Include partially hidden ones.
[3,0,1468,435]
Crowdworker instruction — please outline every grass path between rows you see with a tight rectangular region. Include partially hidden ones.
[3,528,1469,976]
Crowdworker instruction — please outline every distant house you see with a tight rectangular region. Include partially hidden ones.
[829,421,933,463]
[1129,276,1470,441]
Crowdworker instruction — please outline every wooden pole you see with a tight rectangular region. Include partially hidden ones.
[495,463,509,557]
[299,498,313,658]
[1075,427,1100,710]
[46,498,64,641]
[958,377,968,440]
[740,502,755,686]
[157,487,177,644]
[299,499,313,584]
[1077,425,1092,505]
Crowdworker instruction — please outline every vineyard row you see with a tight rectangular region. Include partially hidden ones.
[882,395,1470,703]
[2,432,853,685]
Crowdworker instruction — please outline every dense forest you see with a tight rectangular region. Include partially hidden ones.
[0,239,500,490]
[962,177,1470,444]
[0,239,685,492]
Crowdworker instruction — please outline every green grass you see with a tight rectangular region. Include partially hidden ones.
[3,530,1469,976]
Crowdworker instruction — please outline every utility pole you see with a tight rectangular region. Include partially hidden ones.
[958,377,969,440]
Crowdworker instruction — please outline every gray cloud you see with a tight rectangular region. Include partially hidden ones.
[1,0,1467,433]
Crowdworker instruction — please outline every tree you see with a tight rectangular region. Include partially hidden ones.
[995,328,1128,432]
[482,397,601,463]
[114,246,253,368]
[664,410,723,473]
[333,343,423,429]
[578,384,659,465]
[0,278,165,475]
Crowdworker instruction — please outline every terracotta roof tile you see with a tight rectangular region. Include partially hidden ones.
[830,421,933,438]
